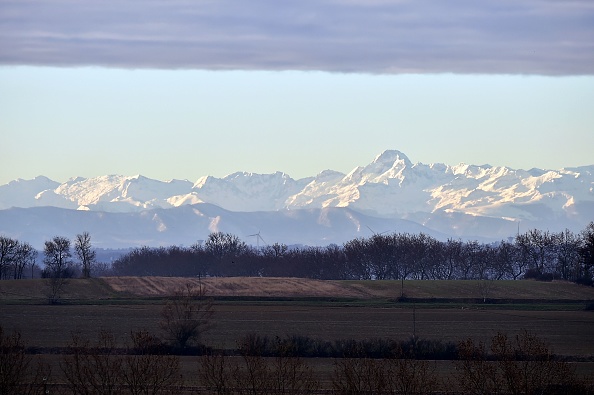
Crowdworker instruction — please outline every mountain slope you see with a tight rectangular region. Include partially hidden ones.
[0,176,60,210]
[1,150,592,244]
[0,204,444,249]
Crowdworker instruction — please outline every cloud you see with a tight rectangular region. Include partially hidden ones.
[1,0,593,75]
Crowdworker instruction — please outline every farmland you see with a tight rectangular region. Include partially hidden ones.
[2,277,594,393]
[2,303,594,358]
[2,277,594,356]
[3,276,594,301]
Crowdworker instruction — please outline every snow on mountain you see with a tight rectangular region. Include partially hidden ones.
[188,172,312,212]
[35,175,194,212]
[285,151,438,215]
[428,164,594,223]
[0,176,60,210]
[285,170,346,208]
[1,150,592,244]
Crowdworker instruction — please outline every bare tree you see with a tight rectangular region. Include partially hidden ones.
[0,238,38,280]
[205,232,247,261]
[198,352,239,395]
[61,330,123,395]
[0,325,30,394]
[43,236,73,303]
[75,231,96,278]
[455,331,579,395]
[62,329,181,395]
[43,236,73,278]
[13,242,37,280]
[580,221,594,282]
[0,236,18,280]
[386,356,438,395]
[454,338,500,395]
[332,357,388,394]
[160,282,213,350]
[270,339,319,395]
[122,331,182,395]
[491,330,576,395]
[237,346,271,395]
[0,326,50,395]
[552,229,578,280]
[520,229,557,276]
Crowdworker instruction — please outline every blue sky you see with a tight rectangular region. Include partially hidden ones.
[1,1,593,184]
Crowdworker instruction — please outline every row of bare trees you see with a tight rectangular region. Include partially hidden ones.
[3,222,594,284]
[112,222,594,284]
[41,232,96,279]
[61,330,182,395]
[0,236,37,280]
[0,232,97,281]
[455,331,584,395]
[41,233,97,303]
[2,325,592,394]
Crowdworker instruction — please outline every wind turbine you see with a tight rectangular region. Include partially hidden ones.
[366,225,390,236]
[248,231,267,248]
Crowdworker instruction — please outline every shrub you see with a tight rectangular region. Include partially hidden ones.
[160,282,213,351]
[575,276,594,287]
[0,326,50,395]
[237,333,271,357]
[61,330,182,395]
[332,357,438,395]
[524,268,554,282]
[455,331,584,395]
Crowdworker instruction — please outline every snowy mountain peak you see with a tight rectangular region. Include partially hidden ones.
[0,176,61,210]
[67,176,86,183]
[7,175,56,187]
[345,149,414,185]
[193,176,212,189]
[1,150,593,243]
[372,150,412,167]
[315,170,346,181]
[223,171,292,183]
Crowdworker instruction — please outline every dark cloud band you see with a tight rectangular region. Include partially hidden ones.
[1,0,593,75]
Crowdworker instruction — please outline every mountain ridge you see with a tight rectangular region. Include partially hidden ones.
[0,203,449,249]
[1,150,593,247]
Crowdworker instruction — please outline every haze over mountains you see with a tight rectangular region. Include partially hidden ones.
[1,150,592,248]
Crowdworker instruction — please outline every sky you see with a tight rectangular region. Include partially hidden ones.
[1,0,593,185]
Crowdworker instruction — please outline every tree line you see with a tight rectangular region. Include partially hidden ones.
[2,325,592,394]
[0,237,37,280]
[0,232,96,281]
[111,222,594,284]
[2,222,593,284]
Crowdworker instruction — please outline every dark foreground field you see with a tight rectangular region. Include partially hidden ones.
[2,304,594,358]
[2,277,594,393]
[2,277,594,354]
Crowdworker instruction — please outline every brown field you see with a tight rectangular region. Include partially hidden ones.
[106,276,368,298]
[104,276,594,300]
[2,276,594,391]
[1,277,594,356]
[3,276,594,301]
[2,278,594,349]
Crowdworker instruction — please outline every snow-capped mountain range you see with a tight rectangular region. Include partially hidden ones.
[1,150,592,248]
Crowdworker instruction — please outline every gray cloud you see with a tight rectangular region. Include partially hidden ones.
[1,0,593,74]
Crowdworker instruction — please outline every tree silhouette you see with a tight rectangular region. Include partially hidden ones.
[74,231,96,278]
